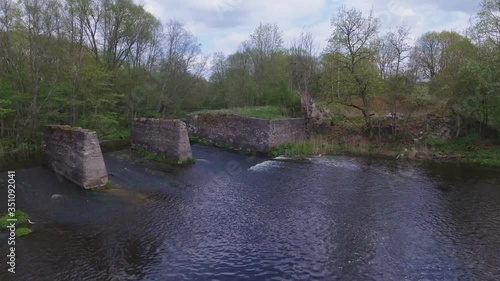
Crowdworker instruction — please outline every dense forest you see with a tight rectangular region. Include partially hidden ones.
[0,0,499,159]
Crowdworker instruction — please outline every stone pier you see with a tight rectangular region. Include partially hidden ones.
[43,125,108,189]
[131,118,193,163]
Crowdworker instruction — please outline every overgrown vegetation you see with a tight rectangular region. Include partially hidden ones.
[0,210,32,237]
[425,134,500,166]
[0,0,498,165]
[270,133,500,167]
[270,135,398,159]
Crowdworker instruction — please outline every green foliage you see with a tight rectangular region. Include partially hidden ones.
[209,93,228,109]
[424,134,500,167]
[425,134,482,151]
[265,80,302,117]
[472,149,500,166]
[0,210,29,228]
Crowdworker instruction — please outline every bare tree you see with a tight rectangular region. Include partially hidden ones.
[157,20,206,115]
[210,52,227,86]
[289,30,318,94]
[376,25,413,133]
[289,30,326,123]
[376,25,411,79]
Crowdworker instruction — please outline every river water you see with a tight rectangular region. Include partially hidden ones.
[0,145,499,280]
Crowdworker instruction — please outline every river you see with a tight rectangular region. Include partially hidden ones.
[1,144,499,280]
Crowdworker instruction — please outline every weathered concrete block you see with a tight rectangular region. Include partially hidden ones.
[131,118,192,163]
[43,125,108,189]
[269,118,307,148]
[185,114,306,153]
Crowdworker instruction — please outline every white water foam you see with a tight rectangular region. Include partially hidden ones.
[311,157,360,170]
[248,160,284,172]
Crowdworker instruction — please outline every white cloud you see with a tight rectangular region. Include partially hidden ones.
[139,0,481,57]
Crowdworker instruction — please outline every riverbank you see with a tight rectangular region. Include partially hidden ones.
[270,133,500,167]
[2,107,498,169]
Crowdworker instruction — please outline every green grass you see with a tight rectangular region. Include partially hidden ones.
[424,134,500,167]
[192,106,291,120]
[470,149,500,166]
[270,135,386,158]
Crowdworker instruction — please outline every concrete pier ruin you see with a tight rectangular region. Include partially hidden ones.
[131,118,193,163]
[43,125,108,189]
[184,113,307,153]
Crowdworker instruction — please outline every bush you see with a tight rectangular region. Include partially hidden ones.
[209,94,228,109]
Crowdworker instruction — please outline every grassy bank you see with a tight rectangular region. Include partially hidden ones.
[191,106,293,120]
[270,133,500,167]
[424,134,500,166]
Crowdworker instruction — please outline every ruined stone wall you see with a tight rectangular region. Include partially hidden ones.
[269,119,307,148]
[185,114,306,153]
[43,125,108,189]
[131,118,192,162]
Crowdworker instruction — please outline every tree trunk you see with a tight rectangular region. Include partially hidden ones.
[455,114,461,138]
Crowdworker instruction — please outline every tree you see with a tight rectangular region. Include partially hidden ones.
[242,23,286,104]
[224,50,258,107]
[416,31,474,85]
[327,6,381,133]
[476,0,500,48]
[289,30,324,121]
[157,20,206,115]
[289,30,319,95]
[376,25,414,133]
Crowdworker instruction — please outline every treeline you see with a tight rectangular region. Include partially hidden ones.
[211,2,500,136]
[1,0,499,155]
[0,0,209,153]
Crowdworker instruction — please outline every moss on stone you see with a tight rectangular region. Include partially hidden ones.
[100,181,118,190]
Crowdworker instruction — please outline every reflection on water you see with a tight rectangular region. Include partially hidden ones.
[1,145,499,280]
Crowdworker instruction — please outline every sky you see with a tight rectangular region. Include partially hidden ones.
[139,0,482,56]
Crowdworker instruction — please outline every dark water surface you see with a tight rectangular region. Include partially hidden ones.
[1,145,499,280]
